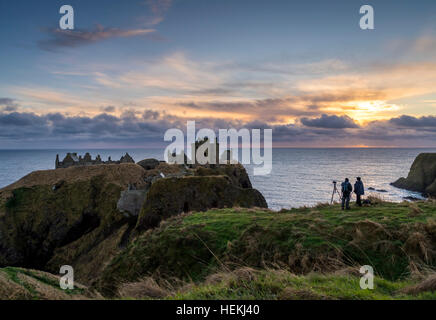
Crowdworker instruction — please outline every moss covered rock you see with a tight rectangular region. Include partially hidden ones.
[193,163,253,188]
[135,175,267,232]
[0,164,146,285]
[0,162,266,288]
[137,158,160,170]
[392,153,436,196]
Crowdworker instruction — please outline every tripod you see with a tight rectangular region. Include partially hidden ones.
[331,181,342,204]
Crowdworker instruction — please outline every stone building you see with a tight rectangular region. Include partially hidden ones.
[55,152,134,169]
[167,137,233,165]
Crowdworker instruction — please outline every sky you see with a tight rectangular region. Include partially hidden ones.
[0,0,436,148]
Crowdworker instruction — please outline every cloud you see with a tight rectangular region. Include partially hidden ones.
[0,98,16,106]
[101,106,116,113]
[84,51,435,124]
[147,0,172,15]
[0,98,18,111]
[413,35,436,54]
[8,86,100,115]
[300,114,359,129]
[0,110,171,145]
[5,50,436,146]
[388,34,436,57]
[179,98,320,122]
[234,59,348,76]
[389,115,436,128]
[0,112,51,140]
[0,112,46,127]
[141,0,173,26]
[3,109,436,148]
[38,25,155,51]
[112,52,224,92]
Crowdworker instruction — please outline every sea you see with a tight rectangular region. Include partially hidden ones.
[0,148,432,211]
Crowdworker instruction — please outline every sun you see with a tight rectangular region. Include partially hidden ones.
[353,100,400,112]
[343,100,402,121]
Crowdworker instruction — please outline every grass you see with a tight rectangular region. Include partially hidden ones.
[2,267,39,299]
[167,269,436,300]
[4,188,28,209]
[2,199,436,300]
[18,268,86,295]
[98,199,436,297]
[0,267,94,300]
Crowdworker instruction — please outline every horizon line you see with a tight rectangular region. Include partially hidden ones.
[1,146,436,151]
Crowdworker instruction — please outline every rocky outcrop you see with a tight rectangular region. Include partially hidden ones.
[391,153,436,196]
[135,175,267,231]
[194,164,253,188]
[117,189,148,217]
[137,158,160,170]
[0,164,147,286]
[0,161,266,287]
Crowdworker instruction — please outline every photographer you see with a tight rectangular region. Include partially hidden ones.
[354,177,365,207]
[341,178,353,210]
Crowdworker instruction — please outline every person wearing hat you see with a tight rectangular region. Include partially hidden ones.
[354,177,365,207]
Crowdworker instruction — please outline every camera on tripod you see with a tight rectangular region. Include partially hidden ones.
[331,180,341,203]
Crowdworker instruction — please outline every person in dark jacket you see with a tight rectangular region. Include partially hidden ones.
[341,178,353,210]
[354,177,365,207]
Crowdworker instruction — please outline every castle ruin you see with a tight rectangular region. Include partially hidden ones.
[55,152,134,169]
[168,137,233,165]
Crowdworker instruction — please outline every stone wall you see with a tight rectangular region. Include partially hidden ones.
[55,152,134,169]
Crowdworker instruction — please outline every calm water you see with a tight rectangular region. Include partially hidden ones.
[0,148,432,210]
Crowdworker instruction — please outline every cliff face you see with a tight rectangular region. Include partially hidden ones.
[135,175,267,232]
[391,153,436,196]
[0,161,266,287]
[0,164,146,286]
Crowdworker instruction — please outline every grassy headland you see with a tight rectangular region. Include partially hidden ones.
[98,197,436,299]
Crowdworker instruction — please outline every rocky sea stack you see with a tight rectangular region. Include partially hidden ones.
[391,153,436,197]
[0,160,266,289]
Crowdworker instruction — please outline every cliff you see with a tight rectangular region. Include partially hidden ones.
[391,153,436,196]
[135,175,267,232]
[97,201,436,297]
[0,161,266,287]
[0,164,145,286]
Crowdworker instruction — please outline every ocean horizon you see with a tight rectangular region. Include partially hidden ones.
[0,147,431,210]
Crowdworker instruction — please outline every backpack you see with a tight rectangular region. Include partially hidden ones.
[342,182,352,193]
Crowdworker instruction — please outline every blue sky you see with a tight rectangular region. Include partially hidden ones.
[0,0,436,148]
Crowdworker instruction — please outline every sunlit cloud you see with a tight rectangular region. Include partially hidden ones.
[53,53,432,127]
[3,108,436,148]
[7,43,436,143]
[9,86,113,115]
[325,100,403,122]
